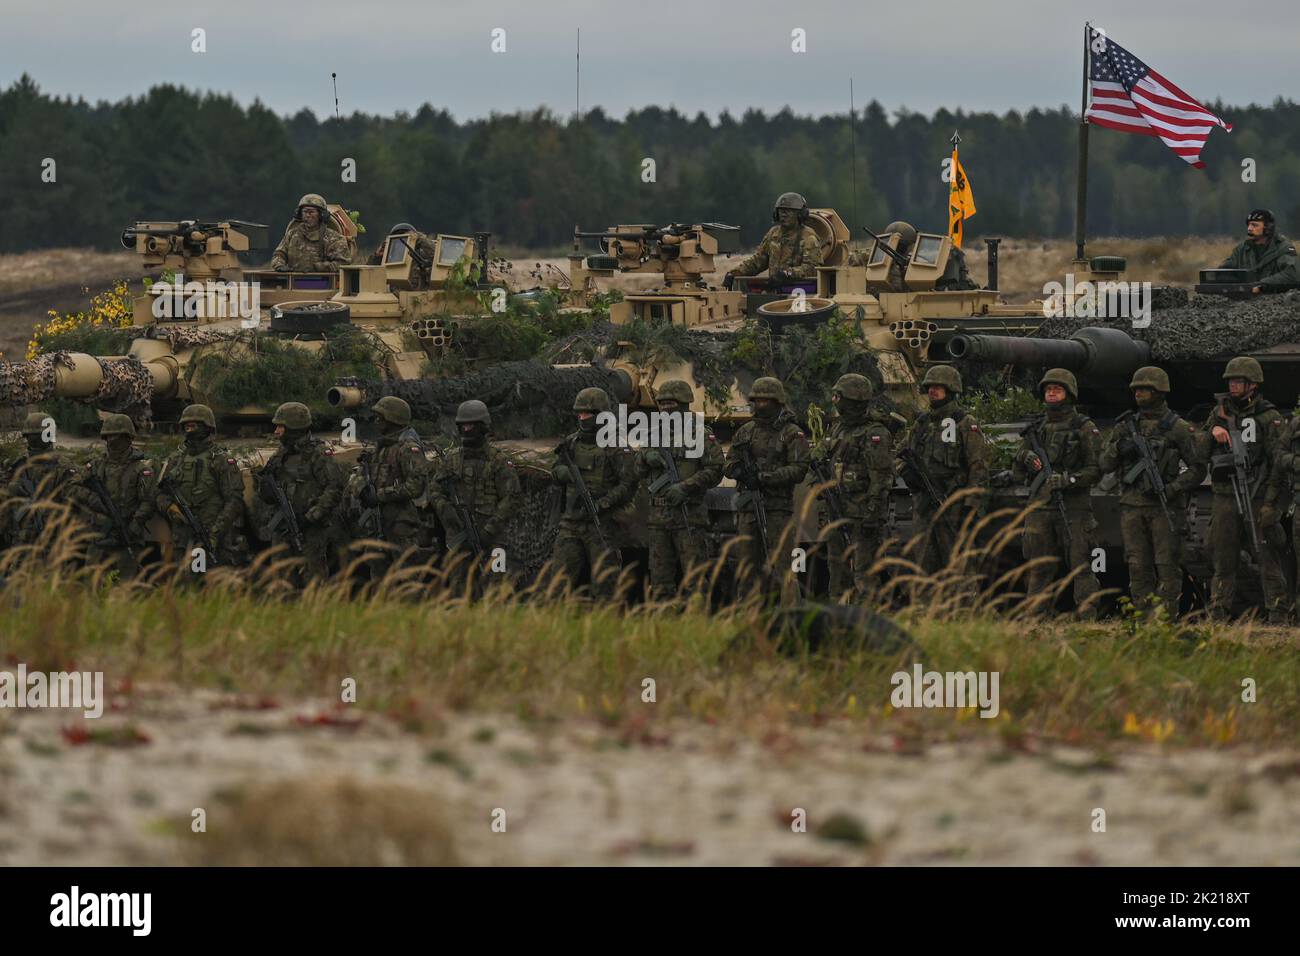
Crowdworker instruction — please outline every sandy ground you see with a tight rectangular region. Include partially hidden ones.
[2,684,1296,866]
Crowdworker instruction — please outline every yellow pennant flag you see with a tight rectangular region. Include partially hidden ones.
[948,148,976,249]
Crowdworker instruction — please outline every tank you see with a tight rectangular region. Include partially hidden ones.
[0,217,504,430]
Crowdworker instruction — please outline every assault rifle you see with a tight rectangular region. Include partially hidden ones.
[261,472,305,554]
[85,473,137,561]
[158,465,220,564]
[1121,417,1177,533]
[557,443,610,552]
[897,448,953,533]
[733,445,771,557]
[1215,421,1263,557]
[359,455,385,541]
[1024,422,1073,555]
[436,466,483,557]
[861,225,911,292]
[645,449,693,530]
[808,455,853,550]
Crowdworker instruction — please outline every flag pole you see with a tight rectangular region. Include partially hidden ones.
[1074,21,1091,263]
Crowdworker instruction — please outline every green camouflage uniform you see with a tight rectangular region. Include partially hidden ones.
[1012,405,1103,609]
[257,437,344,581]
[723,409,810,592]
[1218,234,1300,288]
[1099,402,1203,612]
[1270,417,1300,617]
[156,436,249,568]
[431,442,522,573]
[354,433,430,557]
[1201,393,1289,620]
[1,451,70,547]
[814,407,894,602]
[67,448,157,578]
[552,434,636,599]
[635,431,725,602]
[731,224,823,279]
[270,221,352,273]
[898,397,989,573]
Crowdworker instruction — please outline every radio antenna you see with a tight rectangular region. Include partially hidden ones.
[849,79,859,241]
[331,72,340,121]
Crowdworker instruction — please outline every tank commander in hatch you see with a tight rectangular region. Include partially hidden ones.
[1218,209,1300,294]
[722,192,823,290]
[270,193,352,273]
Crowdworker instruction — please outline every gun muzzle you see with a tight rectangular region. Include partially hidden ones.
[327,385,365,409]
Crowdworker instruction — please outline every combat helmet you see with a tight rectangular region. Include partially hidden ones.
[295,193,330,221]
[749,377,788,404]
[1129,366,1171,393]
[22,412,49,436]
[388,222,416,235]
[884,220,918,249]
[1248,208,1276,239]
[832,373,874,402]
[1038,368,1078,401]
[573,387,611,414]
[373,396,412,427]
[1222,356,1264,384]
[920,365,962,394]
[772,192,810,224]
[272,402,312,429]
[100,414,136,438]
[180,404,216,429]
[456,399,492,427]
[655,380,694,406]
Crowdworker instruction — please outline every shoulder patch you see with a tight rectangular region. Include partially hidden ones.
[969,423,980,432]
[227,457,236,465]
[141,469,153,476]
[871,435,881,444]
[410,445,422,453]
[324,448,334,455]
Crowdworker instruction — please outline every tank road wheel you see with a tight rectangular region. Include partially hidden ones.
[269,300,351,334]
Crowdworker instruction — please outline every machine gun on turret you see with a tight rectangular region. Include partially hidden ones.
[122,220,268,280]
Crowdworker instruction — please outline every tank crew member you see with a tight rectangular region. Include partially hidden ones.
[270,193,353,273]
[1218,209,1300,294]
[723,193,823,289]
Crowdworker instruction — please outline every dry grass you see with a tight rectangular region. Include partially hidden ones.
[181,777,462,866]
[1,504,1295,751]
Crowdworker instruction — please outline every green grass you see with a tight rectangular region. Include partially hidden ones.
[1,560,1293,749]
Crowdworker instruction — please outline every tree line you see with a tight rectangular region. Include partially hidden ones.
[1,73,1297,257]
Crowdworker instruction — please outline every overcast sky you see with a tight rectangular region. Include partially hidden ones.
[3,0,1294,121]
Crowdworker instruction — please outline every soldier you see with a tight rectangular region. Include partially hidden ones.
[367,222,438,287]
[270,193,352,273]
[1201,356,1289,622]
[66,414,156,579]
[635,380,724,602]
[1,411,70,549]
[1218,209,1300,294]
[723,192,823,289]
[430,400,522,588]
[897,365,989,574]
[1099,367,1204,615]
[255,402,344,583]
[343,396,430,578]
[550,388,636,599]
[155,404,248,571]
[812,374,895,603]
[722,377,810,598]
[1270,408,1300,619]
[1012,369,1102,614]
[850,220,917,292]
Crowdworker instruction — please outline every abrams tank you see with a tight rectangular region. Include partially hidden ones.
[0,217,500,430]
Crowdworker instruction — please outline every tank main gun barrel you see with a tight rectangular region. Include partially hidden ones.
[947,326,1150,385]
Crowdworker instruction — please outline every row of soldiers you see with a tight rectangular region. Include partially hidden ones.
[2,355,1296,620]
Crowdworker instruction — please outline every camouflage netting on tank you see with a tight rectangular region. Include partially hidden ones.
[0,351,154,427]
[498,462,562,580]
[142,326,240,350]
[341,361,631,439]
[0,352,72,407]
[92,357,154,427]
[1037,290,1300,361]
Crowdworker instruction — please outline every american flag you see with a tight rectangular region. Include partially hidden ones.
[1084,26,1231,168]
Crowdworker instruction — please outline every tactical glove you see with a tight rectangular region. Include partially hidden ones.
[304,506,325,524]
[721,272,736,291]
[665,483,689,507]
[1045,473,1069,492]
[552,464,572,484]
[642,449,665,470]
[359,486,380,509]
[1258,503,1280,528]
